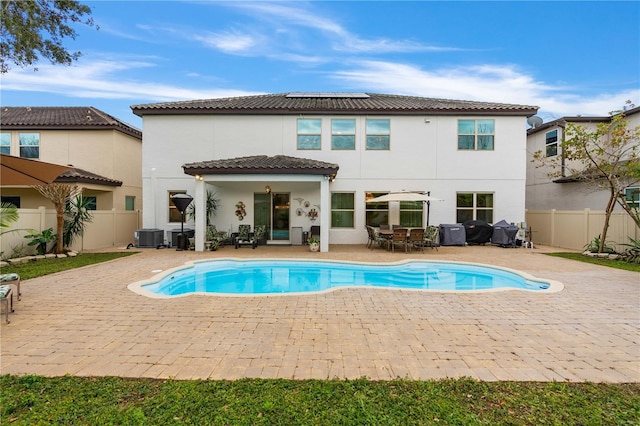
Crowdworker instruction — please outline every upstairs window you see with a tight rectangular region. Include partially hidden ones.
[366,119,390,150]
[458,119,494,150]
[331,192,355,228]
[297,119,321,150]
[331,119,355,150]
[456,192,494,223]
[0,133,10,155]
[19,132,40,158]
[545,129,558,157]
[625,187,639,209]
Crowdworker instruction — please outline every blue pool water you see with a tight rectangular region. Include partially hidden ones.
[138,259,552,297]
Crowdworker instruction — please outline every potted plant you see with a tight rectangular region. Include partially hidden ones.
[308,236,320,252]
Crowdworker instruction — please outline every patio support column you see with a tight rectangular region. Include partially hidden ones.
[320,177,330,252]
[194,178,206,251]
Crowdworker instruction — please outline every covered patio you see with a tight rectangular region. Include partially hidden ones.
[182,155,338,252]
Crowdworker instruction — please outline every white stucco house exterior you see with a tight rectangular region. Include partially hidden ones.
[131,93,538,252]
[526,105,640,211]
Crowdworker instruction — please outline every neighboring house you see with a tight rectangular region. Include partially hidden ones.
[131,92,538,252]
[525,106,640,212]
[0,106,142,253]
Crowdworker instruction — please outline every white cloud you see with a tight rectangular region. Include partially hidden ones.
[0,60,258,102]
[224,2,466,55]
[331,60,640,118]
[194,30,258,53]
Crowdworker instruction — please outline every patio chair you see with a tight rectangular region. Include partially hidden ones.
[390,228,409,253]
[234,224,257,249]
[0,284,14,324]
[424,226,439,251]
[0,273,21,301]
[408,228,425,253]
[365,225,374,248]
[366,226,387,250]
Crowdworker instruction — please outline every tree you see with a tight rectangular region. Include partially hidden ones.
[534,105,640,253]
[0,201,19,234]
[63,194,93,248]
[32,183,81,254]
[1,0,95,73]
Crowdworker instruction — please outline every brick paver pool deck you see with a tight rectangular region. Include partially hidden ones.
[1,244,638,382]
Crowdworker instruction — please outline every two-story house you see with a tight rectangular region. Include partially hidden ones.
[0,106,142,252]
[525,106,639,250]
[526,105,640,211]
[131,93,538,252]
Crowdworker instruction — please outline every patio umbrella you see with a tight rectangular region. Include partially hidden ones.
[0,154,73,185]
[367,192,444,203]
[367,191,444,226]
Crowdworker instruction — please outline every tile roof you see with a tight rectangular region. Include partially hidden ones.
[55,168,123,187]
[1,107,141,139]
[132,93,538,117]
[183,155,339,176]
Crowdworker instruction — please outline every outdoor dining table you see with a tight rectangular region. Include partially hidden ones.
[376,228,420,251]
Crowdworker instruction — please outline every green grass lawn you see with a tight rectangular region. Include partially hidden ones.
[1,376,638,425]
[547,252,640,272]
[0,252,138,279]
[1,251,638,424]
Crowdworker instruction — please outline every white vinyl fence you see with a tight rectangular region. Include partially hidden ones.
[1,207,141,258]
[525,209,639,252]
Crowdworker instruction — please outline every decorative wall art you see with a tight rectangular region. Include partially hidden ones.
[235,201,246,220]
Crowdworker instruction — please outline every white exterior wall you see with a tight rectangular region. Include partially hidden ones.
[142,114,529,246]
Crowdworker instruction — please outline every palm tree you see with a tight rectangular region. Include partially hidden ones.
[63,194,94,248]
[187,190,220,226]
[32,183,80,254]
[0,202,19,235]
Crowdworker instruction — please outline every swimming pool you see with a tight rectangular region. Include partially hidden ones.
[128,259,563,298]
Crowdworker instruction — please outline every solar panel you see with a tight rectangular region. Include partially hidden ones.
[286,92,370,99]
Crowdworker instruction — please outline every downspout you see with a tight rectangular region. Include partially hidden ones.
[558,120,567,177]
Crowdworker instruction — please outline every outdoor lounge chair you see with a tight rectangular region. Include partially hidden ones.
[234,224,257,249]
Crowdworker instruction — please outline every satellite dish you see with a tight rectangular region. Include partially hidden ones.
[527,116,543,128]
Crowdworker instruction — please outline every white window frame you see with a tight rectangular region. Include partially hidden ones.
[456,192,494,223]
[297,118,322,150]
[457,119,495,151]
[330,192,355,228]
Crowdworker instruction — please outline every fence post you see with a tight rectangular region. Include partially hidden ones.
[550,209,556,246]
[38,206,46,231]
[583,208,590,246]
[112,208,117,247]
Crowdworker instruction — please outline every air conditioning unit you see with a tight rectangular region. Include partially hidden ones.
[135,229,164,248]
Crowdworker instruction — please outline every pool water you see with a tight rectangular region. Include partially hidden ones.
[135,259,556,297]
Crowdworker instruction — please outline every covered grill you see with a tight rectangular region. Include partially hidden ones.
[492,220,519,247]
[463,220,493,245]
